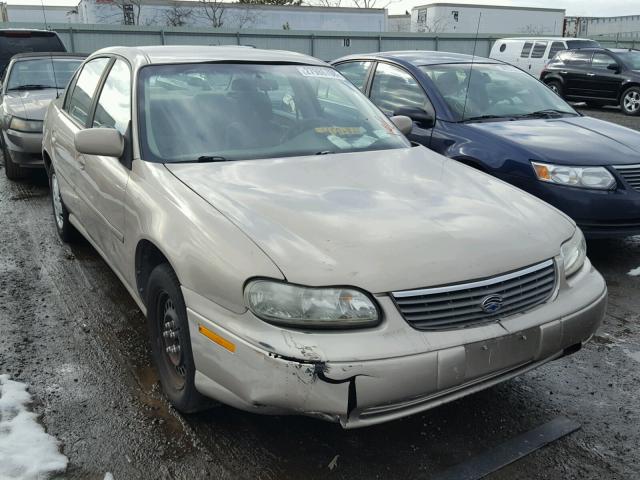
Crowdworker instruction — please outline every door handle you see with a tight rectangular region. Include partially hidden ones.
[78,155,86,170]
[560,71,568,75]
[586,73,595,77]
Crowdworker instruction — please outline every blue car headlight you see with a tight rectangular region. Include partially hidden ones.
[532,161,616,190]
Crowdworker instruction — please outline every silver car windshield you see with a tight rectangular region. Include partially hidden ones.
[7,58,83,91]
[137,63,410,163]
[420,63,577,122]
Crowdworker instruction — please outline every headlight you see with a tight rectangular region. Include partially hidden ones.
[244,279,380,328]
[561,228,587,278]
[532,161,615,190]
[9,117,43,133]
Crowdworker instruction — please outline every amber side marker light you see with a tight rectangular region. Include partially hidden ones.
[533,163,551,181]
[199,325,236,352]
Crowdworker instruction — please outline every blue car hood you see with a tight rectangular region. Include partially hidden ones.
[467,116,640,166]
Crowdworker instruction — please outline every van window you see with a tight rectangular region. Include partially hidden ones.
[0,31,65,73]
[531,41,548,59]
[548,41,565,59]
[499,43,506,52]
[520,42,533,58]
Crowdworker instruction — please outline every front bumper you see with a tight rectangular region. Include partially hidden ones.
[185,260,606,428]
[3,129,44,167]
[505,173,640,238]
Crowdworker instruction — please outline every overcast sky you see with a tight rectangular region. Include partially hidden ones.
[9,0,640,18]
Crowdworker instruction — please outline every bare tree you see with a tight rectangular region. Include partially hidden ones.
[164,2,194,27]
[198,0,227,28]
[351,0,395,8]
[98,0,143,25]
[418,17,451,33]
[305,0,343,6]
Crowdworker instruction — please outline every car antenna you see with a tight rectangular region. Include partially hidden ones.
[461,12,482,121]
[40,0,61,99]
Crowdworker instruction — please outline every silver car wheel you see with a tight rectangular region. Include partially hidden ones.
[623,91,640,113]
[51,173,64,230]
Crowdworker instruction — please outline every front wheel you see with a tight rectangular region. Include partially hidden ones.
[146,263,211,413]
[620,87,640,116]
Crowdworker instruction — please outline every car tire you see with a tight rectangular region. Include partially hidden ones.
[49,165,78,243]
[3,143,26,180]
[546,80,563,98]
[146,263,212,414]
[620,87,640,116]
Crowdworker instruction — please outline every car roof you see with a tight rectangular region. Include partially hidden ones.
[335,50,502,66]
[11,52,87,60]
[499,37,594,41]
[90,45,327,68]
[0,28,59,35]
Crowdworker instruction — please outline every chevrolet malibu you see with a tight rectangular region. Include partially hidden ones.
[42,46,607,428]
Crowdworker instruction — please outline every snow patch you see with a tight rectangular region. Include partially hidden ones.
[628,266,640,276]
[104,473,115,480]
[0,374,68,480]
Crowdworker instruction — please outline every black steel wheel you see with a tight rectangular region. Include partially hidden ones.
[146,263,211,413]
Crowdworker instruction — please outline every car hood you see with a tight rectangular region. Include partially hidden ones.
[3,89,60,121]
[467,115,640,166]
[165,147,574,293]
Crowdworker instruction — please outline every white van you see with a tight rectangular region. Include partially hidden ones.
[489,37,600,78]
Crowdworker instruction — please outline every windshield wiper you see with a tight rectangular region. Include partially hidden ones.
[8,84,58,91]
[514,109,577,119]
[462,114,510,123]
[196,155,228,163]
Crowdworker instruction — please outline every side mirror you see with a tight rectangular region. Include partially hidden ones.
[393,106,435,129]
[390,115,413,135]
[607,63,620,72]
[74,128,124,158]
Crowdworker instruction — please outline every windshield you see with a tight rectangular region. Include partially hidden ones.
[420,63,577,121]
[137,63,410,163]
[616,51,640,70]
[7,58,83,90]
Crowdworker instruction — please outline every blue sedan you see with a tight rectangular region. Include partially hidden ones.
[332,51,640,238]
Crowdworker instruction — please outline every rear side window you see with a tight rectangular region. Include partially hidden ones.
[566,51,592,66]
[548,41,565,59]
[334,61,372,92]
[92,59,131,134]
[531,41,548,59]
[520,42,533,58]
[65,57,110,126]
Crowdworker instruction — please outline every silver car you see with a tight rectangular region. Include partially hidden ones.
[42,46,607,428]
[1,52,84,179]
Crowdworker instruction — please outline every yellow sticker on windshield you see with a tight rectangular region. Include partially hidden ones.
[314,127,364,136]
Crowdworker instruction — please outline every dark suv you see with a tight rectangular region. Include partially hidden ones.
[541,48,640,115]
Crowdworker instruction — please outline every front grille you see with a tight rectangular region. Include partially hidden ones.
[614,164,640,191]
[391,260,556,330]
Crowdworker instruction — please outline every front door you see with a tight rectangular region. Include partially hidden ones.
[77,58,131,262]
[586,52,623,101]
[368,62,435,147]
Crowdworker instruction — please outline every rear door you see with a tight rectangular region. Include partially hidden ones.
[53,56,110,219]
[563,50,593,98]
[367,62,435,147]
[586,52,622,100]
[77,58,131,259]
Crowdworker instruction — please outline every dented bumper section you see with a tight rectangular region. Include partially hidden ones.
[186,264,607,428]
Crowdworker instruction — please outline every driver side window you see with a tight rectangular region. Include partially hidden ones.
[370,63,432,117]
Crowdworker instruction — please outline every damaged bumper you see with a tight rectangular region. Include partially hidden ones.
[185,260,607,428]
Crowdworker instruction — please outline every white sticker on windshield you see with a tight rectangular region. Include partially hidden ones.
[297,66,343,79]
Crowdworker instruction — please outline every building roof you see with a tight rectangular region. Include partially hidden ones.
[411,3,565,13]
[92,45,327,67]
[336,50,501,66]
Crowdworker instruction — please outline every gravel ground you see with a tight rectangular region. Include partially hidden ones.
[0,107,639,480]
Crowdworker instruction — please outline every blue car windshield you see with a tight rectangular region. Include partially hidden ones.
[420,63,577,121]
